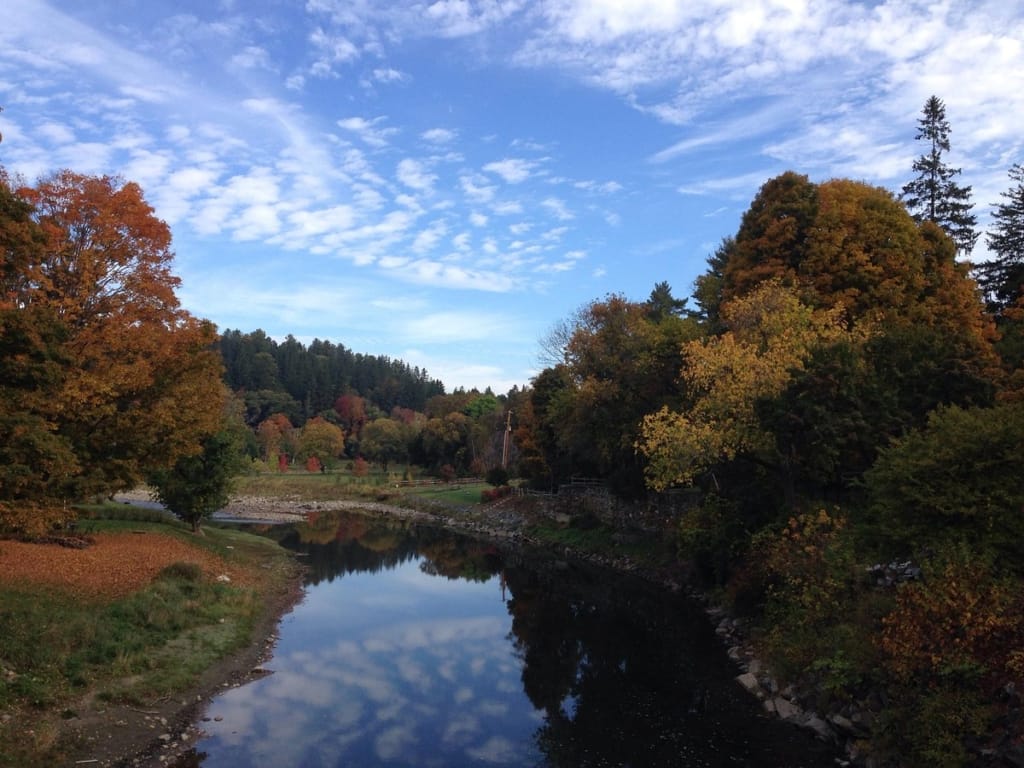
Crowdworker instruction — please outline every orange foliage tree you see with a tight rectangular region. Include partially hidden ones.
[0,169,223,521]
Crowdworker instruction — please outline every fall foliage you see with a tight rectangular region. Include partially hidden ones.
[0,169,225,529]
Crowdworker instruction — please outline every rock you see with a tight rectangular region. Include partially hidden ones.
[828,714,856,735]
[762,698,777,714]
[746,658,762,675]
[736,672,763,697]
[159,733,172,741]
[773,697,801,720]
[801,714,835,742]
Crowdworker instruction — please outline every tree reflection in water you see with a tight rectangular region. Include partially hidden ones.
[211,512,839,767]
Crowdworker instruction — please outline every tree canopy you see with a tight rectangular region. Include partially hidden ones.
[0,168,224,528]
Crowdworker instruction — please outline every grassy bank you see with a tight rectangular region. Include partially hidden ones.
[0,509,302,767]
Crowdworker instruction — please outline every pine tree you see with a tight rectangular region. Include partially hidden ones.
[901,95,978,257]
[976,164,1024,314]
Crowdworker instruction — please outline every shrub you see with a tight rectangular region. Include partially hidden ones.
[158,562,204,582]
[485,466,510,487]
[864,401,1024,565]
[0,502,71,537]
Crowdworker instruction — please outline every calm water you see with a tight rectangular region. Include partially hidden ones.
[177,512,839,767]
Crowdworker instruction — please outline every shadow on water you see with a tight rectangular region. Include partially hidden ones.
[171,511,840,767]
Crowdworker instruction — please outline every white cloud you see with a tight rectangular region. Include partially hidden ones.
[459,174,496,203]
[231,45,273,71]
[423,0,527,37]
[422,127,457,143]
[541,196,573,221]
[309,27,360,77]
[337,115,398,147]
[490,200,522,215]
[397,157,437,191]
[373,67,408,83]
[483,158,534,184]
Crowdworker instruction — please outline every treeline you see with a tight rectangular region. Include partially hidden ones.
[218,329,446,425]
[505,97,1024,765]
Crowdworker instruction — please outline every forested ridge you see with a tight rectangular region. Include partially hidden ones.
[218,328,446,425]
[3,95,1024,765]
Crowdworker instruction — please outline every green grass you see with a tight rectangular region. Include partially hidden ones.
[234,467,406,498]
[0,511,298,767]
[404,483,487,507]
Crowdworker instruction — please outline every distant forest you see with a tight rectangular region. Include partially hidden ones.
[218,329,446,426]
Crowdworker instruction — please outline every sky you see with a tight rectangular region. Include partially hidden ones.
[1,1,1022,394]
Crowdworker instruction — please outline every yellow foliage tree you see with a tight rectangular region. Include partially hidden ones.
[637,280,868,491]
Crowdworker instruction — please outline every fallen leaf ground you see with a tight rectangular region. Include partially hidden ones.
[0,531,254,601]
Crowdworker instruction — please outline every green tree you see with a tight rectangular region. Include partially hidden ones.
[863,401,1024,563]
[148,412,248,533]
[976,165,1024,314]
[360,417,411,472]
[900,95,978,256]
[645,280,687,320]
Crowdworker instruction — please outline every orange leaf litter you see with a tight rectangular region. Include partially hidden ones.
[0,532,254,601]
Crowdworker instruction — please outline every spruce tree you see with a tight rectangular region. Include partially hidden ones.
[901,95,978,257]
[976,164,1024,314]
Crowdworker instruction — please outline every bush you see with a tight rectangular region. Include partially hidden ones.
[485,466,509,487]
[864,401,1024,565]
[158,562,204,582]
[480,485,512,503]
[0,502,71,538]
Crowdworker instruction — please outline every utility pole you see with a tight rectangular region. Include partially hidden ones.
[501,410,513,468]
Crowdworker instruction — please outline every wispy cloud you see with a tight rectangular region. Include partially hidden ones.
[483,158,535,184]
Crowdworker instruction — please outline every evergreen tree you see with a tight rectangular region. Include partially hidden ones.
[901,95,978,256]
[976,164,1024,315]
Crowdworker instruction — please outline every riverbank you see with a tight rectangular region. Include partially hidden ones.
[0,519,305,768]
[35,490,825,766]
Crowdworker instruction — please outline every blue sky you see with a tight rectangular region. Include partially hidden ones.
[2,1,1022,393]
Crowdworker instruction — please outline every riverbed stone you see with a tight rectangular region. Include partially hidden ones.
[736,672,763,697]
[772,697,801,720]
[801,714,834,742]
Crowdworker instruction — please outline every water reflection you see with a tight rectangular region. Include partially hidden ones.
[178,512,837,767]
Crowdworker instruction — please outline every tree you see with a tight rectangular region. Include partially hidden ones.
[148,406,249,533]
[360,417,411,472]
[637,280,863,499]
[2,169,224,503]
[297,416,345,468]
[645,280,687,320]
[900,95,978,256]
[977,164,1024,315]
[863,401,1024,562]
[721,171,819,302]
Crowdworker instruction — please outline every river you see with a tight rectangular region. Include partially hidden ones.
[171,511,840,767]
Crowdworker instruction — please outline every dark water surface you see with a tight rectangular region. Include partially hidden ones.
[179,512,839,767]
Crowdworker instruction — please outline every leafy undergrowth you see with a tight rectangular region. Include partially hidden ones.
[0,516,297,767]
[526,516,678,571]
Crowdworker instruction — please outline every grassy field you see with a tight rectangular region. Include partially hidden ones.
[232,467,487,507]
[0,508,300,767]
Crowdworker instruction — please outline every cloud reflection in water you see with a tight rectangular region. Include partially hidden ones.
[193,558,542,767]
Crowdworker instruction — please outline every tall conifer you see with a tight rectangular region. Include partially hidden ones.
[901,95,978,257]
